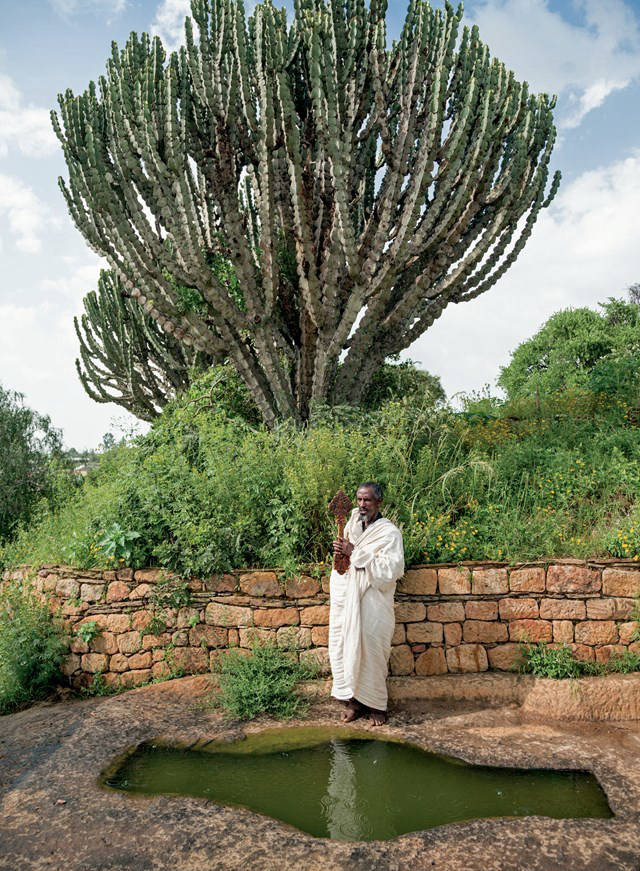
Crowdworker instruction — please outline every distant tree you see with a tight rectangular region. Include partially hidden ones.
[628,283,640,306]
[498,299,640,400]
[0,385,63,543]
[361,359,445,410]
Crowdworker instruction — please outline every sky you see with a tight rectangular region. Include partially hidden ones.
[1,0,639,449]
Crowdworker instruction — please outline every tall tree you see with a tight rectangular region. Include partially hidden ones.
[75,270,217,421]
[53,0,560,427]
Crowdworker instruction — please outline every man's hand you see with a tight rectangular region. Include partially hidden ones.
[333,537,354,557]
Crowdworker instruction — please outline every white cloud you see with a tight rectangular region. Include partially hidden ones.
[49,0,126,19]
[0,174,57,252]
[0,74,57,159]
[150,0,191,52]
[467,0,640,128]
[406,150,640,398]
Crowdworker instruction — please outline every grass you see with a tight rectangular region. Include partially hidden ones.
[519,642,640,679]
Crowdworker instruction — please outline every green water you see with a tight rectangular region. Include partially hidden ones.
[103,729,612,841]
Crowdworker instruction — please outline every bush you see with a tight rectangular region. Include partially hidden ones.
[0,581,68,714]
[213,641,318,720]
[519,643,640,679]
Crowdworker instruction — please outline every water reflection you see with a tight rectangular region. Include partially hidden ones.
[322,739,371,840]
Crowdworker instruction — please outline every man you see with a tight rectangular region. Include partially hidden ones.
[329,482,405,726]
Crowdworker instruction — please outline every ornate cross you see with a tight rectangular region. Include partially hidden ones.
[328,490,353,575]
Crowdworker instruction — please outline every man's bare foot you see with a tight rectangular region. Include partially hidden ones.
[341,699,364,722]
[368,708,387,726]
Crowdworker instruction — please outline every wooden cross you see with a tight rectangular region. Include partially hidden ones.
[328,489,353,575]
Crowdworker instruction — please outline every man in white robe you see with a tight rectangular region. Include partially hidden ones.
[329,482,404,725]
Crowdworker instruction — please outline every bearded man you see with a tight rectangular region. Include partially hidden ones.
[329,482,405,726]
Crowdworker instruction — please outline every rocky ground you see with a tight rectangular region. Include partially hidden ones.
[1,676,640,871]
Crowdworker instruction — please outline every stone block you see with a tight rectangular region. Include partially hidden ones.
[311,626,329,646]
[142,632,171,650]
[228,629,240,647]
[553,621,574,644]
[321,577,331,594]
[80,583,104,603]
[406,622,444,644]
[119,669,152,688]
[465,601,498,621]
[129,583,153,600]
[43,574,58,592]
[602,569,640,598]
[571,643,595,661]
[171,646,209,674]
[128,651,153,670]
[152,649,165,663]
[509,567,546,593]
[586,599,615,620]
[176,607,201,629]
[255,607,300,628]
[56,577,80,599]
[61,601,87,618]
[171,630,189,646]
[91,632,118,655]
[619,622,639,643]
[61,654,81,677]
[595,644,627,664]
[546,564,600,594]
[300,647,331,675]
[151,661,171,680]
[285,576,321,598]
[102,673,123,690]
[463,620,508,643]
[81,653,108,673]
[498,598,538,620]
[110,654,130,673]
[415,648,448,675]
[134,569,163,582]
[203,574,237,593]
[205,602,253,627]
[189,625,228,648]
[539,599,586,620]
[391,624,406,645]
[239,627,274,648]
[105,614,131,633]
[444,623,462,647]
[427,602,465,623]
[438,568,470,595]
[117,568,134,581]
[69,638,88,654]
[445,644,488,673]
[131,611,154,632]
[410,644,427,653]
[508,619,552,643]
[106,582,130,603]
[472,568,508,595]
[398,568,437,595]
[389,645,414,675]
[239,571,281,597]
[394,602,427,623]
[487,644,523,671]
[299,605,329,626]
[117,631,142,654]
[103,571,117,581]
[630,642,640,655]
[574,621,618,646]
[610,598,636,619]
[277,627,312,649]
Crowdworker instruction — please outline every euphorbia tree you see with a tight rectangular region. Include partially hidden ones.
[53,0,560,426]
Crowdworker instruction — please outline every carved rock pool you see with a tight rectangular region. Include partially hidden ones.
[103,727,612,841]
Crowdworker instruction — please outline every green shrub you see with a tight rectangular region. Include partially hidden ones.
[0,582,68,713]
[519,642,640,679]
[76,621,101,645]
[213,641,318,720]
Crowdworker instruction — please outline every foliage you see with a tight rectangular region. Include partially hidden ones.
[97,523,141,565]
[213,641,318,721]
[0,582,68,714]
[76,621,101,645]
[54,1,559,426]
[498,300,640,402]
[519,643,640,678]
[149,575,191,610]
[0,383,66,544]
[81,673,122,697]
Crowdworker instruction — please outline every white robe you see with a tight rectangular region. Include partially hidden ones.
[329,509,405,711]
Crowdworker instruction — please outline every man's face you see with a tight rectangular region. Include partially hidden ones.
[357,486,382,523]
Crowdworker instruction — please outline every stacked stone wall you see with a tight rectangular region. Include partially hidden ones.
[3,560,640,689]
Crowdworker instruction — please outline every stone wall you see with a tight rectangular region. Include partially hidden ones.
[3,560,640,689]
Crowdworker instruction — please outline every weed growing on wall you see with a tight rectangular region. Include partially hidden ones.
[519,643,640,679]
[213,641,318,720]
[0,581,67,713]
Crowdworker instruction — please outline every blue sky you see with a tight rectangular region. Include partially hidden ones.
[1,0,639,448]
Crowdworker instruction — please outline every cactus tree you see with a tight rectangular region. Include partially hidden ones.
[75,270,216,420]
[53,0,561,426]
